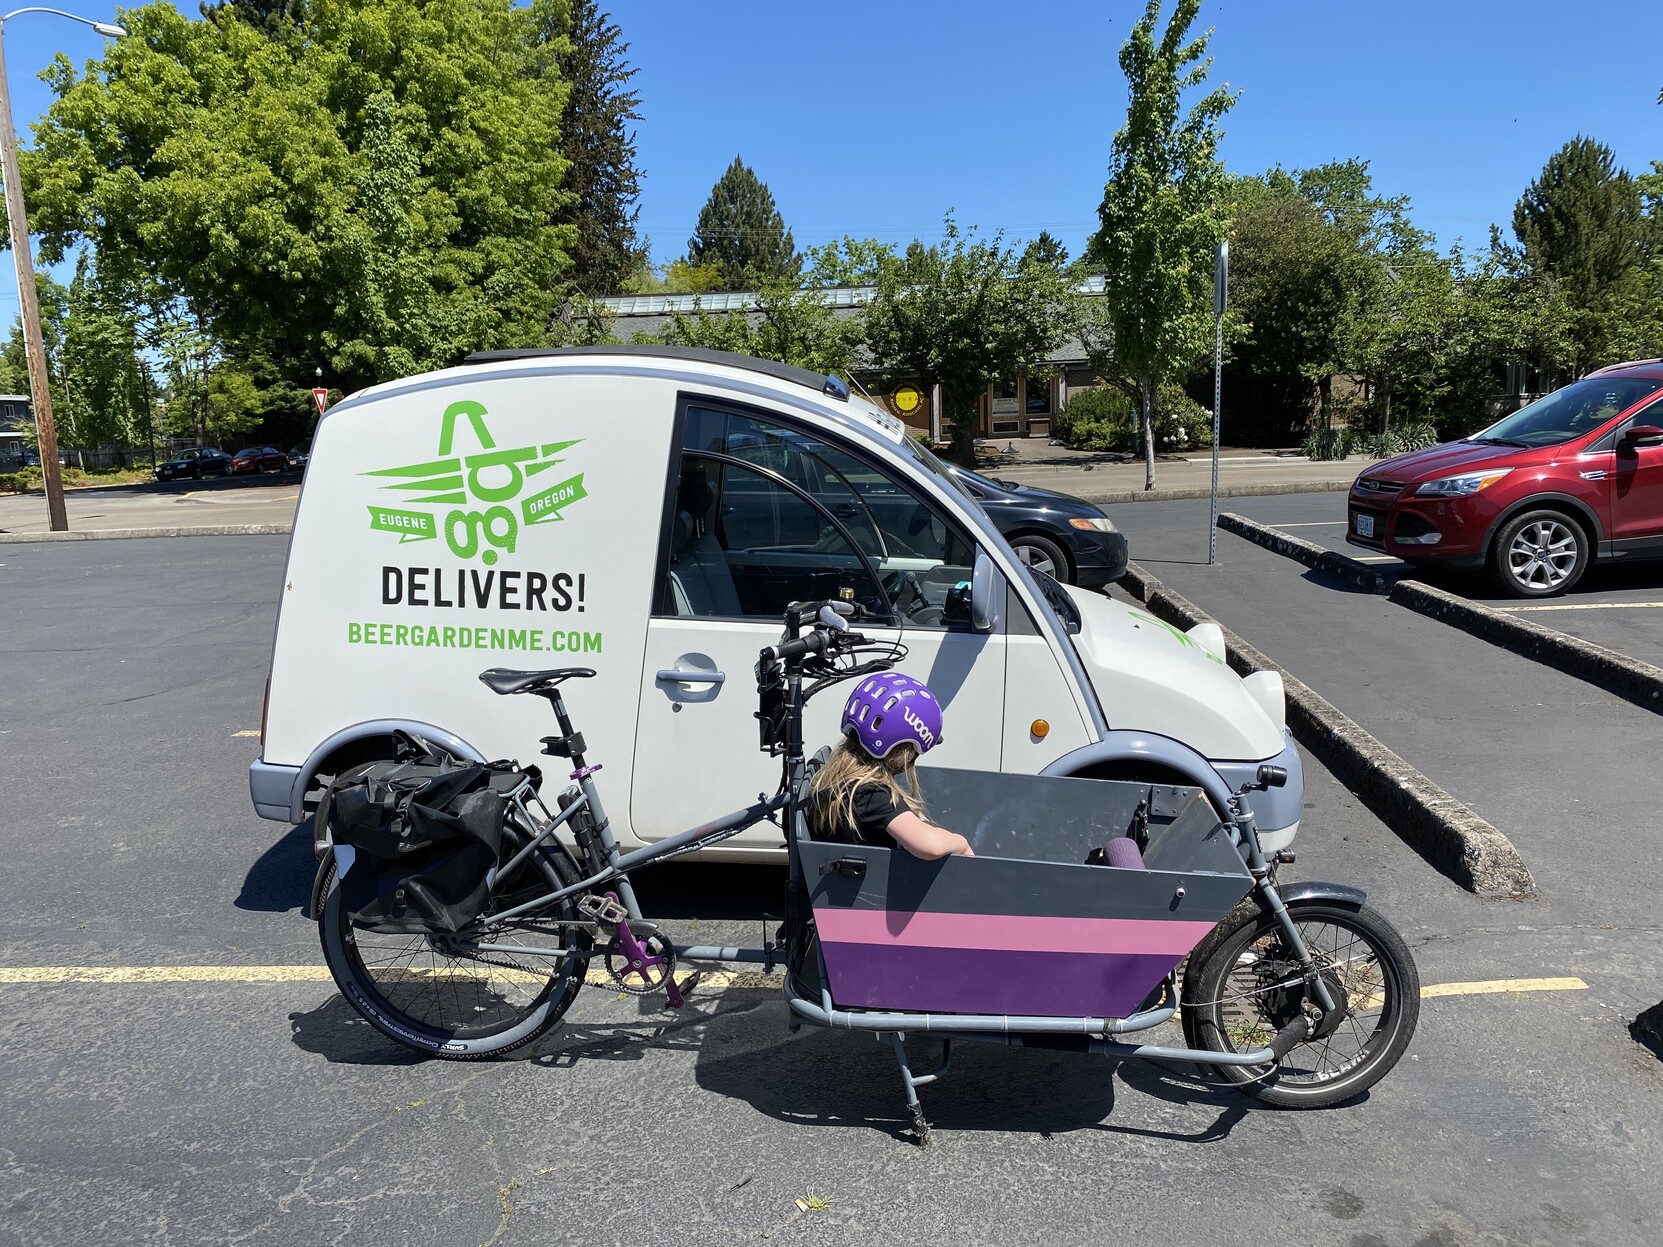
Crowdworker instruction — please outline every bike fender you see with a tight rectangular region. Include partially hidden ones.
[306,848,336,922]
[1273,880,1366,909]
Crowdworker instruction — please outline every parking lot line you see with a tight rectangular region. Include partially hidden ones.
[1493,601,1663,613]
[1271,521,1347,527]
[0,966,1590,999]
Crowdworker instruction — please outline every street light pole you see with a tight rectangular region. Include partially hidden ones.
[0,8,125,532]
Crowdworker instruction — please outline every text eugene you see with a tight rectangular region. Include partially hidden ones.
[381,565,586,612]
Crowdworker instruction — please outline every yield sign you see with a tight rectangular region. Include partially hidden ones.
[312,387,329,416]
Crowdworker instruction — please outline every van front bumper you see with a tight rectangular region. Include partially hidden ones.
[250,760,302,822]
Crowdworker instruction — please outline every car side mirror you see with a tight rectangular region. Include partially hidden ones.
[971,546,996,633]
[1619,424,1663,450]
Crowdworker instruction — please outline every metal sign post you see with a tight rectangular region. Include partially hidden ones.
[1209,239,1228,566]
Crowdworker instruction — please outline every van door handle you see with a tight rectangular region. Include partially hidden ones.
[656,668,726,686]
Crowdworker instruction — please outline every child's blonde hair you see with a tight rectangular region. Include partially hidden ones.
[808,738,926,837]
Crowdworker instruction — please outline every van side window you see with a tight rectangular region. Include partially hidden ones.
[663,455,889,620]
[661,405,977,629]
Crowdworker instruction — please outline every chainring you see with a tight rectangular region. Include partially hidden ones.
[603,932,677,995]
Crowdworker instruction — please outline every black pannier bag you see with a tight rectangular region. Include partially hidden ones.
[324,747,519,934]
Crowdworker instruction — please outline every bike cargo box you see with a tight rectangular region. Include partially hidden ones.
[794,769,1252,1018]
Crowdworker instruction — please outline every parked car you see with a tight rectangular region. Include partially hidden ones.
[232,446,289,475]
[1347,361,1663,596]
[154,447,234,481]
[947,465,1127,587]
[287,441,312,471]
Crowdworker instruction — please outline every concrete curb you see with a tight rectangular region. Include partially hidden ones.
[1119,561,1535,897]
[1064,482,1353,507]
[1215,511,1391,591]
[1389,580,1663,716]
[0,524,292,543]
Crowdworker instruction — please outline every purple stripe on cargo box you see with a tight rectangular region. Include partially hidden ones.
[813,908,1214,956]
[817,943,1180,1018]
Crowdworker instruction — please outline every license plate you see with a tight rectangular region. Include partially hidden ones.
[1355,514,1376,538]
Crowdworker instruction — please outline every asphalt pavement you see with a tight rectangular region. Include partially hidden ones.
[2,536,1661,1247]
[1185,490,1663,671]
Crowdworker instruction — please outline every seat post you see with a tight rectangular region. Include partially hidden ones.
[546,690,587,769]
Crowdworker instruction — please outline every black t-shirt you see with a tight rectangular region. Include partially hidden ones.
[812,782,908,848]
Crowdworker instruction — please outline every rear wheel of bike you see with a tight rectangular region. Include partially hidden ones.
[319,827,593,1060]
[1181,898,1419,1108]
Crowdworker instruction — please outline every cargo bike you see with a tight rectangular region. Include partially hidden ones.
[316,600,1420,1142]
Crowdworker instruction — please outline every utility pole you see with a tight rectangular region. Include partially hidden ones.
[0,9,126,532]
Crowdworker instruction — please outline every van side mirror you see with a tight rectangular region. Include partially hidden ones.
[1619,424,1663,450]
[971,547,996,633]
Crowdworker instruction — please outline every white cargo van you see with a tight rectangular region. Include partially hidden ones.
[251,347,1302,856]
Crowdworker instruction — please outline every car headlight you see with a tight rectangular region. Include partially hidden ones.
[1414,468,1512,497]
[1068,516,1117,532]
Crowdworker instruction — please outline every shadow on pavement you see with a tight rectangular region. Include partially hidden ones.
[236,820,317,913]
[288,995,429,1066]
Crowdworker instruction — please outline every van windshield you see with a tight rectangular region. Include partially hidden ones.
[1474,377,1663,448]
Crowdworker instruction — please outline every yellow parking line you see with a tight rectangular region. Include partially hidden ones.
[1421,976,1587,998]
[1494,601,1663,612]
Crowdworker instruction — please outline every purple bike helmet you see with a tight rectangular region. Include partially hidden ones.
[841,673,943,760]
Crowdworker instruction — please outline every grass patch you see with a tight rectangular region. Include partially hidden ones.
[0,464,159,494]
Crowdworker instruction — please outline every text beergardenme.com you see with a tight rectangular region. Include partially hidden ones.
[347,621,603,653]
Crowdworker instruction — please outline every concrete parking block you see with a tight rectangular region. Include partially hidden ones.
[1215,511,1391,591]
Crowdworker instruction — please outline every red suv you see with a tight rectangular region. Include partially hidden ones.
[1348,362,1663,597]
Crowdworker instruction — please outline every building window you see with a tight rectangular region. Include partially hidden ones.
[1022,374,1054,416]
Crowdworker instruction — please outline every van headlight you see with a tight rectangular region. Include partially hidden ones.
[1242,670,1286,730]
[1414,468,1511,497]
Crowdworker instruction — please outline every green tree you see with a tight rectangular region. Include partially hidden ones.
[18,0,575,402]
[549,0,644,295]
[640,280,860,377]
[862,218,1075,465]
[1511,137,1657,373]
[1085,0,1235,489]
[686,157,799,289]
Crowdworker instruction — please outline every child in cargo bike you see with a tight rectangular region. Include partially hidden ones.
[808,673,975,860]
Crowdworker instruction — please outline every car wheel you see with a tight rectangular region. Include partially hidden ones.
[1009,533,1072,583]
[1488,509,1589,598]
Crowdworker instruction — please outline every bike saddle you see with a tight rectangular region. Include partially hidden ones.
[477,667,597,696]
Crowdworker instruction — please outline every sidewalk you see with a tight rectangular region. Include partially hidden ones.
[994,447,1359,501]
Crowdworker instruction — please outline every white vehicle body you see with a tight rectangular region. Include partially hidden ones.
[250,347,1302,857]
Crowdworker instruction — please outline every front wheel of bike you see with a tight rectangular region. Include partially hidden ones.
[1181,898,1419,1108]
[319,833,593,1060]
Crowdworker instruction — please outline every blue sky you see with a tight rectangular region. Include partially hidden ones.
[620,0,1663,265]
[2,0,1660,316]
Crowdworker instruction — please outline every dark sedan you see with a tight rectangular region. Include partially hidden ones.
[947,465,1127,587]
[154,447,234,481]
[232,446,289,475]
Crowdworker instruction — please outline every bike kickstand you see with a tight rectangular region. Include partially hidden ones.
[884,1032,933,1147]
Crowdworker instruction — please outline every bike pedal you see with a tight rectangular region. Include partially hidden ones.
[671,970,702,1003]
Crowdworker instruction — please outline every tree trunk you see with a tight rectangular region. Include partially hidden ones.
[945,384,978,468]
[1319,375,1333,428]
[1381,378,1392,434]
[1140,374,1156,491]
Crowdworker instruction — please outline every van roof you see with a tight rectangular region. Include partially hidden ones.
[464,345,850,402]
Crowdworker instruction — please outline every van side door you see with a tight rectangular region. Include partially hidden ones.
[629,399,1009,846]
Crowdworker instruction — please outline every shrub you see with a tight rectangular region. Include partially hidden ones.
[1351,422,1440,461]
[1303,427,1350,461]
[0,467,41,494]
[1055,386,1135,451]
[1056,384,1214,453]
